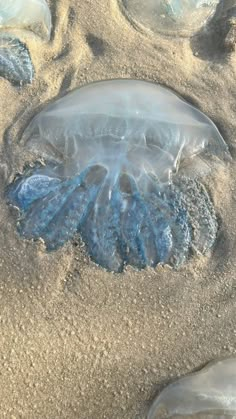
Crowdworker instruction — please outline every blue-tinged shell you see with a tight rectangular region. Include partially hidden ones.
[6,79,229,272]
[0,34,34,85]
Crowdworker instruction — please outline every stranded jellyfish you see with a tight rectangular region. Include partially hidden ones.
[0,0,52,40]
[148,357,236,419]
[6,79,229,272]
[118,0,220,36]
[0,0,51,85]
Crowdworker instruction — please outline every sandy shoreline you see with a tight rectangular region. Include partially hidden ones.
[0,0,236,417]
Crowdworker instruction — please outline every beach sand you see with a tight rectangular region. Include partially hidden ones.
[0,0,236,418]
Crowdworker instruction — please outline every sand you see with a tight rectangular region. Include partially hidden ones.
[0,0,236,418]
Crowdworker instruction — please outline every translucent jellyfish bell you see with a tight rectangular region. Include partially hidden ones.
[22,79,228,180]
[119,0,220,36]
[6,80,229,272]
[148,357,236,419]
[0,0,52,40]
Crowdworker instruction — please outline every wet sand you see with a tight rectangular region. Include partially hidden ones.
[0,0,236,418]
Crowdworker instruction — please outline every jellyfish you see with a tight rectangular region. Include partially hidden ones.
[148,357,236,419]
[6,79,229,272]
[118,0,220,36]
[0,0,52,40]
[0,0,51,85]
[0,34,34,85]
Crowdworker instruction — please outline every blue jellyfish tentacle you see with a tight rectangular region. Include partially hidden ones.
[144,190,173,265]
[159,183,192,267]
[6,170,62,211]
[6,162,67,211]
[119,174,169,268]
[145,176,191,267]
[119,178,151,269]
[81,174,126,272]
[18,167,93,239]
[41,165,107,250]
[6,163,215,271]
[140,175,175,264]
[174,177,218,255]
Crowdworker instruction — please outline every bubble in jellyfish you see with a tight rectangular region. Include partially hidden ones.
[6,79,229,272]
[118,0,220,36]
[0,0,52,40]
[0,33,34,85]
[148,357,236,419]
